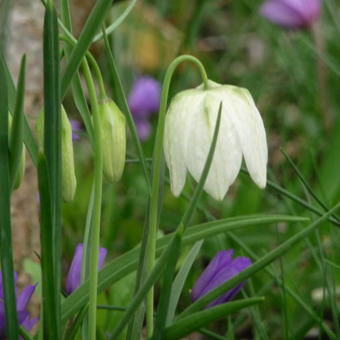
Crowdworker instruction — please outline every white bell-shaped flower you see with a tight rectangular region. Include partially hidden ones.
[164,80,268,201]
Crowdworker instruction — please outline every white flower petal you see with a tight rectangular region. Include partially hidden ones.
[220,87,268,188]
[185,93,242,200]
[164,90,201,196]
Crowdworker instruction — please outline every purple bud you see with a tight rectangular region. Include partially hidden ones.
[192,250,252,308]
[128,76,161,119]
[66,244,107,295]
[260,0,321,29]
[0,272,37,337]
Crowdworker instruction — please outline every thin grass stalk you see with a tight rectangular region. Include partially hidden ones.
[0,51,19,340]
[42,0,62,336]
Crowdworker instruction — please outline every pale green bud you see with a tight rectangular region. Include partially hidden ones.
[36,107,77,202]
[98,98,126,182]
[61,107,77,202]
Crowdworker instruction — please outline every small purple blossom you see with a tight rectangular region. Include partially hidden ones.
[0,271,38,338]
[192,250,252,308]
[70,119,82,141]
[260,0,321,29]
[128,76,161,140]
[66,244,107,295]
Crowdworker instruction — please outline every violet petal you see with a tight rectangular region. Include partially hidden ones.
[66,244,108,294]
[191,250,234,301]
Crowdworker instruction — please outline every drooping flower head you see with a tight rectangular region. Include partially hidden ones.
[192,250,252,308]
[260,0,321,29]
[164,80,267,201]
[66,244,107,295]
[0,272,38,338]
[128,76,161,140]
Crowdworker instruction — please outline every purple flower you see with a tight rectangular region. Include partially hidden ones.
[128,76,161,140]
[66,244,107,295]
[260,0,321,29]
[70,119,82,141]
[0,271,38,338]
[192,250,252,308]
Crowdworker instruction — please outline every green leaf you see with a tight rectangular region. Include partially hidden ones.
[0,50,19,340]
[0,52,38,164]
[37,154,59,338]
[178,202,340,319]
[60,0,113,98]
[42,0,62,337]
[163,298,264,340]
[166,241,203,325]
[61,214,307,322]
[9,55,26,189]
[109,231,183,339]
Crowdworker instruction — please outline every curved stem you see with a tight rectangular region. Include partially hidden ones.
[144,54,209,336]
[81,57,103,340]
[60,35,107,100]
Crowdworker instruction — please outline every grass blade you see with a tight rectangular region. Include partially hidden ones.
[0,52,38,164]
[37,154,59,337]
[43,0,62,336]
[109,231,183,339]
[0,50,19,340]
[9,55,26,189]
[163,298,264,340]
[60,0,113,98]
[178,202,340,319]
[166,240,203,325]
[241,169,340,227]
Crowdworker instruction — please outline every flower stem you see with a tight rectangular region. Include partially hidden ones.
[59,35,107,100]
[144,54,209,337]
[82,58,103,340]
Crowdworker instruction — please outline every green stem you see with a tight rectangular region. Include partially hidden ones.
[81,57,103,340]
[59,35,106,100]
[144,55,208,336]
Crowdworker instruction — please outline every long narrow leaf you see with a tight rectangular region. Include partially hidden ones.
[61,214,306,322]
[9,55,26,188]
[37,154,59,337]
[60,0,113,98]
[0,52,38,164]
[109,231,183,339]
[166,241,203,325]
[43,0,61,337]
[0,50,19,340]
[163,298,264,340]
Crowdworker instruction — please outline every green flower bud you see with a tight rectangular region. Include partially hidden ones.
[61,107,77,202]
[36,107,77,202]
[8,114,26,190]
[98,98,126,182]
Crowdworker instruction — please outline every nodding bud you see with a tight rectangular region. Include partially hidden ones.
[61,107,77,202]
[99,98,126,182]
[8,114,26,190]
[36,107,77,202]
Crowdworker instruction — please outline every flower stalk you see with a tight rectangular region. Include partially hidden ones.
[144,55,209,336]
